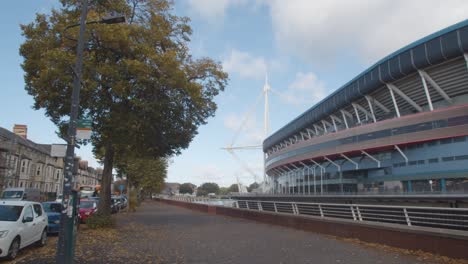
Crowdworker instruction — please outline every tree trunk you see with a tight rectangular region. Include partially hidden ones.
[98,142,114,216]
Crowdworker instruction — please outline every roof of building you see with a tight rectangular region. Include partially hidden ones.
[0,127,51,155]
[263,19,468,151]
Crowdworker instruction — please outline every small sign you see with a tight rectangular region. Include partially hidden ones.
[119,184,125,192]
[51,144,67,157]
[76,119,92,140]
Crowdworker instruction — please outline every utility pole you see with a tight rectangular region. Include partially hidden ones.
[56,0,88,262]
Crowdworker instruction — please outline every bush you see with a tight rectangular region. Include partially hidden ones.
[86,214,115,229]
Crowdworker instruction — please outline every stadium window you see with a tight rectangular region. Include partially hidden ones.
[455,155,468,161]
[442,156,455,162]
[440,138,453,144]
[428,158,439,163]
[393,163,399,168]
[427,140,438,146]
[453,136,467,143]
[408,161,418,166]
[417,160,425,165]
[399,162,406,167]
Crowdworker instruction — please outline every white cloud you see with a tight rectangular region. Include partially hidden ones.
[276,71,329,108]
[224,112,264,146]
[266,0,468,64]
[186,0,248,21]
[222,49,268,80]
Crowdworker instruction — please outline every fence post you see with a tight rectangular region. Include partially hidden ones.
[258,201,263,211]
[403,208,412,226]
[350,206,357,221]
[273,202,278,213]
[356,206,363,221]
[292,203,299,215]
[318,204,324,217]
[246,201,250,210]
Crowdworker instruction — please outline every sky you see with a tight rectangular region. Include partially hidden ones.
[1,0,467,187]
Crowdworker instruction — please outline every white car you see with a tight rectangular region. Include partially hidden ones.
[0,200,48,260]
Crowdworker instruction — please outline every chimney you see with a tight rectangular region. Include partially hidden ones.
[13,124,27,139]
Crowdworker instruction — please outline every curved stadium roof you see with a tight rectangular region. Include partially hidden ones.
[263,19,468,151]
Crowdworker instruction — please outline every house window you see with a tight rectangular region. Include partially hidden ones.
[21,160,26,173]
[36,165,41,176]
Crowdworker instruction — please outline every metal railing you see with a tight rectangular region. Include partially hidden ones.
[234,200,468,231]
[164,196,468,231]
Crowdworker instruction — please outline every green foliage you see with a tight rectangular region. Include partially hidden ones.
[248,182,260,192]
[218,187,229,195]
[179,183,195,194]
[124,157,167,194]
[228,184,239,193]
[196,182,219,196]
[20,0,228,217]
[86,214,115,229]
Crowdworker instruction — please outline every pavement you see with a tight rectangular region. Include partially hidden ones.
[9,200,467,264]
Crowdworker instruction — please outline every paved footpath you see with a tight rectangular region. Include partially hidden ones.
[108,201,450,264]
[13,201,466,264]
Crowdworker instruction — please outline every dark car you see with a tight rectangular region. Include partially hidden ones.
[111,197,121,213]
[42,202,62,234]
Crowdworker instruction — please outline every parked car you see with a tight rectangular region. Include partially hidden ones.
[78,200,97,223]
[42,202,62,234]
[55,194,63,203]
[110,198,120,214]
[0,200,48,260]
[116,195,127,209]
[1,188,41,202]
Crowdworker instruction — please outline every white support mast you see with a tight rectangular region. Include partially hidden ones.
[262,73,271,191]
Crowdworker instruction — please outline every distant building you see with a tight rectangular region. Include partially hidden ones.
[0,125,101,197]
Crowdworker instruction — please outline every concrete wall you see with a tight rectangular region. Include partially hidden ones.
[157,199,468,260]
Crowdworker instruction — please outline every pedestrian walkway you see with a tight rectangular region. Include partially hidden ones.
[14,201,463,264]
[114,201,447,264]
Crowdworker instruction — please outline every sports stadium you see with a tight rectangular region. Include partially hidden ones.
[263,20,468,195]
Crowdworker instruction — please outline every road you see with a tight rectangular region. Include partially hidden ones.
[11,201,466,264]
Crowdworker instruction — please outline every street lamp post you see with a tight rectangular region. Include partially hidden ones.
[56,0,125,262]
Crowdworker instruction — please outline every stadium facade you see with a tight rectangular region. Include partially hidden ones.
[263,20,468,195]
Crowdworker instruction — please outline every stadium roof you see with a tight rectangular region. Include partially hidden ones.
[264,19,468,151]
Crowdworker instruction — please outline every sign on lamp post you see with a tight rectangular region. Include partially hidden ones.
[76,119,92,140]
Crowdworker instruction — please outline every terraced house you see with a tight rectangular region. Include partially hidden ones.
[0,125,101,197]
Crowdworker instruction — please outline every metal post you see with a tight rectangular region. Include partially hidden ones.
[419,70,433,111]
[57,1,88,263]
[313,166,316,195]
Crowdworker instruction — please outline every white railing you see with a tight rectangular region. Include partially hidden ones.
[164,196,468,231]
[234,200,468,231]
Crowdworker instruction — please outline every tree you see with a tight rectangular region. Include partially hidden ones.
[20,0,228,216]
[124,157,167,195]
[228,184,239,193]
[179,183,195,194]
[196,182,219,196]
[218,187,229,195]
[248,182,260,192]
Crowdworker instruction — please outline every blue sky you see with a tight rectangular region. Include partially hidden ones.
[1,1,467,187]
